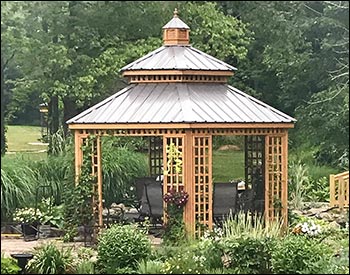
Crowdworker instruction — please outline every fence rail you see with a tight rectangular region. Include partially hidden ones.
[330,171,349,209]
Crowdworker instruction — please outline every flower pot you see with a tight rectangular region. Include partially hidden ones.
[21,223,39,241]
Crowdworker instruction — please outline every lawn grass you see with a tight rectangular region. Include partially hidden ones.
[6,125,47,152]
[213,150,244,182]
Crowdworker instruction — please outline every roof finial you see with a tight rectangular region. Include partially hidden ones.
[173,8,178,18]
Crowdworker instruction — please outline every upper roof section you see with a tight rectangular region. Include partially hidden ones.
[163,8,190,45]
[67,83,296,125]
[121,46,237,72]
[120,9,236,84]
[162,9,190,29]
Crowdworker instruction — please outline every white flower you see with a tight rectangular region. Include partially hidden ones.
[301,222,309,233]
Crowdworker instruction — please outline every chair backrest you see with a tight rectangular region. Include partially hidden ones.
[213,182,238,219]
[134,177,157,203]
[145,181,163,220]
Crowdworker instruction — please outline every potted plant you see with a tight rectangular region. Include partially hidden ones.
[13,207,42,240]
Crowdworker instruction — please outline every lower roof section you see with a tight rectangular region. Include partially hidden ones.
[67,83,296,125]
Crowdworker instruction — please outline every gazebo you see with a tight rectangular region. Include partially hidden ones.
[67,10,295,237]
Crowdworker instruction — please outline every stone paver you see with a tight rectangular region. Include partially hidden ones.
[1,237,84,257]
[1,235,162,257]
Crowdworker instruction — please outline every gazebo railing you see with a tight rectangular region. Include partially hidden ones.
[330,171,349,209]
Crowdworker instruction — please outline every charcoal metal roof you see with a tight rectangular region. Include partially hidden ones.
[120,46,237,72]
[67,83,295,124]
[162,17,190,29]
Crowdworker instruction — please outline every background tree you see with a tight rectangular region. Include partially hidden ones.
[1,1,348,168]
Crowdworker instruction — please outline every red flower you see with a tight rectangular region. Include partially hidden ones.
[163,188,189,208]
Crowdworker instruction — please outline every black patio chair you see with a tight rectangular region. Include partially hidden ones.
[134,177,158,210]
[133,177,154,222]
[237,188,254,213]
[145,181,163,226]
[213,182,238,225]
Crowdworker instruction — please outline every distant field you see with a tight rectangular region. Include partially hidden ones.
[6,125,48,156]
[213,150,244,182]
[4,126,245,180]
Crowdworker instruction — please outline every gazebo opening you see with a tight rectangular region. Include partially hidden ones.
[67,9,295,239]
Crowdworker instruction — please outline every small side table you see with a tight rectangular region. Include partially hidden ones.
[10,253,34,274]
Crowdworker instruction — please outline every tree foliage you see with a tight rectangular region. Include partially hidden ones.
[1,1,348,167]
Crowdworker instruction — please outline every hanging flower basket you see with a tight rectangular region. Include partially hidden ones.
[162,188,189,244]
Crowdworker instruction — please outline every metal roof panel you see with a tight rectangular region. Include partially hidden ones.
[120,46,237,72]
[162,17,190,29]
[67,83,296,124]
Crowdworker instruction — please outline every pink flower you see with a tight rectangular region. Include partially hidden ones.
[163,188,189,207]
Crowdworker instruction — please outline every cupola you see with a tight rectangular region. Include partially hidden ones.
[162,8,190,45]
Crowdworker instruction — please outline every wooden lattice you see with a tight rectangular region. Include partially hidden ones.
[330,171,349,209]
[245,136,265,213]
[90,137,101,240]
[73,126,290,239]
[265,134,287,224]
[193,135,212,237]
[162,135,185,223]
[163,136,185,190]
[149,136,163,177]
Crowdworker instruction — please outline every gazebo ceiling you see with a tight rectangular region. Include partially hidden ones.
[67,83,296,124]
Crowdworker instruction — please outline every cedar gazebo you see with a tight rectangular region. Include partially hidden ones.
[67,10,295,237]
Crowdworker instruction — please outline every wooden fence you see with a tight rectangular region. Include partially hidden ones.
[330,171,349,209]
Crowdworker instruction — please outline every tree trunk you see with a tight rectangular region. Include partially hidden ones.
[48,95,59,134]
[63,98,78,135]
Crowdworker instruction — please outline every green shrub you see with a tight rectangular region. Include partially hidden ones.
[96,224,152,273]
[136,259,164,274]
[27,242,74,274]
[160,250,207,274]
[1,255,21,274]
[75,260,95,274]
[74,247,97,274]
[1,152,73,222]
[304,176,329,202]
[222,211,284,239]
[222,236,275,274]
[32,153,74,205]
[271,234,332,274]
[1,156,37,220]
[318,248,349,274]
[102,141,148,208]
[191,227,225,270]
[288,161,309,209]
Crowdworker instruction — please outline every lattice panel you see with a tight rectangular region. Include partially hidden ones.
[90,137,100,233]
[330,171,349,209]
[265,135,286,222]
[245,136,265,212]
[163,136,185,193]
[163,135,185,223]
[149,136,163,177]
[193,136,212,237]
